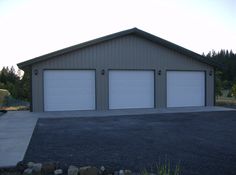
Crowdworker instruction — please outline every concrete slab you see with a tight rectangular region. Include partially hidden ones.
[0,112,37,167]
[36,106,236,118]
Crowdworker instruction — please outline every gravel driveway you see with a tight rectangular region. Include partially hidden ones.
[24,111,236,175]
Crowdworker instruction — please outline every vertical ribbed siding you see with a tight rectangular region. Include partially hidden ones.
[31,35,214,112]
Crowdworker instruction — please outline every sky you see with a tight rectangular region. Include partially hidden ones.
[0,0,235,70]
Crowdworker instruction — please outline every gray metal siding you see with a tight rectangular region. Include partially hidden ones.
[32,35,214,112]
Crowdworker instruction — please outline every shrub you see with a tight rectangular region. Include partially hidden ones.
[0,89,10,106]
[232,84,236,99]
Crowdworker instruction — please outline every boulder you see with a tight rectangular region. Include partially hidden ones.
[68,165,79,175]
[100,166,105,172]
[32,163,42,172]
[27,162,35,168]
[23,168,33,175]
[54,169,63,175]
[100,166,106,175]
[42,162,56,174]
[119,170,124,175]
[79,166,98,175]
[124,170,132,175]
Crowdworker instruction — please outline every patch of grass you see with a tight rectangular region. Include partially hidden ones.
[141,158,181,175]
[156,160,180,175]
[216,89,236,107]
[216,97,236,106]
[141,169,149,175]
[0,106,29,111]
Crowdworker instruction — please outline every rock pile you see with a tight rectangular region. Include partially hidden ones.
[19,161,134,175]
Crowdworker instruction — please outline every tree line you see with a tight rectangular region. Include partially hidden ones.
[0,66,30,101]
[0,49,235,102]
[203,49,236,97]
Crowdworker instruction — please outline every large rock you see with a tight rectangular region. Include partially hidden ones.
[42,162,56,174]
[68,165,79,175]
[100,166,106,175]
[100,166,105,172]
[79,166,98,175]
[119,170,124,175]
[54,169,63,175]
[27,162,35,168]
[32,163,42,175]
[124,170,132,175]
[32,163,42,172]
[23,168,33,175]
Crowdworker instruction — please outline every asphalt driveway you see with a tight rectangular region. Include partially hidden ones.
[24,111,236,175]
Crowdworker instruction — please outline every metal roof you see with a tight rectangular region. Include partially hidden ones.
[17,28,218,69]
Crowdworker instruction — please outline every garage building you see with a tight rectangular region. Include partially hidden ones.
[17,28,216,112]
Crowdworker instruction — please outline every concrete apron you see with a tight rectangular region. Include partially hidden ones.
[36,106,235,118]
[0,112,37,167]
[0,106,235,167]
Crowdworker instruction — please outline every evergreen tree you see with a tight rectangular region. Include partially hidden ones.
[204,49,236,89]
[0,66,30,101]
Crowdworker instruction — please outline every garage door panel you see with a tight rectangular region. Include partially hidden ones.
[109,70,154,109]
[167,71,205,107]
[44,70,95,111]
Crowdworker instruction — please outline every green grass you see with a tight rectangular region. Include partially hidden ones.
[141,159,181,175]
[156,161,180,175]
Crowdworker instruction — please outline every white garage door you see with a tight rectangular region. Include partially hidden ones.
[167,71,205,107]
[44,70,95,111]
[109,70,154,109]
